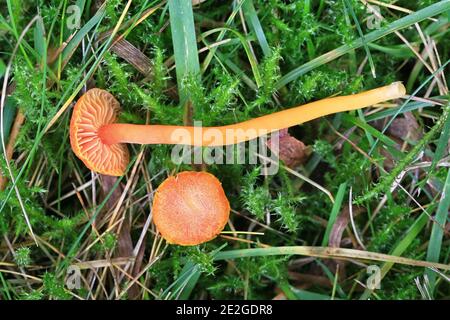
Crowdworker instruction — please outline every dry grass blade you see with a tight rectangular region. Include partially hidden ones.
[366,0,438,22]
[110,38,152,75]
[44,0,133,133]
[216,246,450,270]
[74,257,135,270]
[0,15,40,244]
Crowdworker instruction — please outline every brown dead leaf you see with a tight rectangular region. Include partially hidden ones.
[386,112,422,142]
[267,129,310,168]
[110,38,152,76]
[326,205,364,280]
[372,112,422,144]
[96,28,153,76]
[373,112,424,170]
[329,205,365,249]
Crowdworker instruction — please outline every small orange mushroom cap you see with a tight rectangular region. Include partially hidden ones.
[152,171,230,246]
[70,88,129,176]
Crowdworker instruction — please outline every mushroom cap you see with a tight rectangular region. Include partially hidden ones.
[70,88,129,176]
[153,171,230,246]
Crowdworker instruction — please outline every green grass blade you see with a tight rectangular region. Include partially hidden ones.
[276,0,450,89]
[33,16,45,60]
[6,0,34,68]
[341,113,398,148]
[176,262,202,300]
[322,183,347,246]
[0,273,13,300]
[360,212,430,299]
[168,0,201,108]
[60,3,106,64]
[0,59,5,78]
[368,43,415,59]
[343,0,376,78]
[160,261,199,299]
[292,287,333,300]
[428,106,450,174]
[0,97,16,148]
[357,101,450,204]
[425,169,450,294]
[216,51,258,90]
[201,0,245,73]
[316,260,347,299]
[202,27,262,87]
[365,100,437,122]
[242,0,271,56]
[166,244,227,300]
[277,281,298,300]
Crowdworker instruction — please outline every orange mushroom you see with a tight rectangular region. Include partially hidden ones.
[70,82,405,176]
[152,171,230,245]
[70,89,130,176]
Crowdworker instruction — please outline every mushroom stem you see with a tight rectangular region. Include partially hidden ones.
[99,82,405,147]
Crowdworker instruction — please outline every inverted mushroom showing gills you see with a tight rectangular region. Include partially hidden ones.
[70,89,129,176]
[152,171,230,246]
[70,82,406,176]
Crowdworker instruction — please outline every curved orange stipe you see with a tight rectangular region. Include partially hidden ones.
[70,83,406,176]
[152,171,230,246]
[69,89,129,176]
[96,82,407,147]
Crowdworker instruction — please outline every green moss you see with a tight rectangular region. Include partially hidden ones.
[14,247,31,267]
[0,0,447,300]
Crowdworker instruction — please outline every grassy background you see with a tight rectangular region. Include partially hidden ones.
[0,0,449,300]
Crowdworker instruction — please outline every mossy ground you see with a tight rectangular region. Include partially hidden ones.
[0,0,448,300]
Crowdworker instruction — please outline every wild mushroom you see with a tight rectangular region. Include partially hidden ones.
[152,171,230,245]
[70,82,405,176]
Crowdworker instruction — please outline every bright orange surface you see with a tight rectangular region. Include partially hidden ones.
[152,171,230,245]
[71,83,406,176]
[70,88,129,176]
[99,82,406,146]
